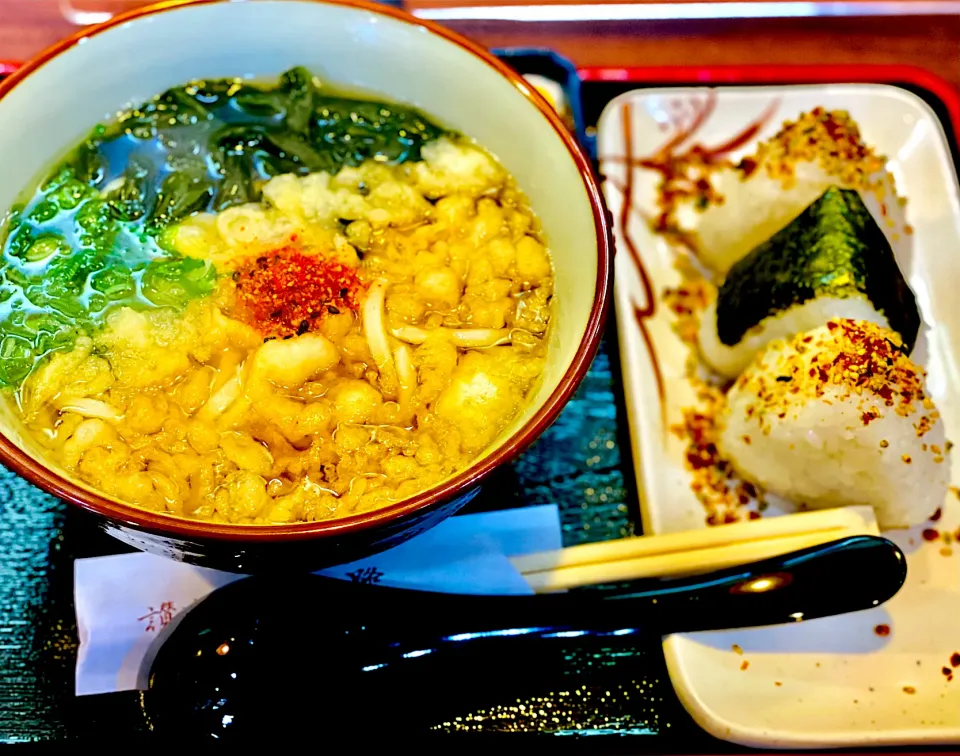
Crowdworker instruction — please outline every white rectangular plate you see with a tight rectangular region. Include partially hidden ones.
[598,84,960,749]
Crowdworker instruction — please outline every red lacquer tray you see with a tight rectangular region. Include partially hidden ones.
[1,55,959,752]
[577,63,960,154]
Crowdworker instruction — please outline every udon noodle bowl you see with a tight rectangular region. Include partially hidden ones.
[0,68,553,525]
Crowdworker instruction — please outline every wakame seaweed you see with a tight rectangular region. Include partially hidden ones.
[0,67,448,386]
[94,65,447,223]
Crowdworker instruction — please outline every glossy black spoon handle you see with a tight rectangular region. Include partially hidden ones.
[599,534,907,632]
[145,536,905,738]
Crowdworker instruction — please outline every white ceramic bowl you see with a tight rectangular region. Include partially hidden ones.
[0,0,611,570]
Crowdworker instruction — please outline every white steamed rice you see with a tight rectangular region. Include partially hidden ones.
[719,319,948,528]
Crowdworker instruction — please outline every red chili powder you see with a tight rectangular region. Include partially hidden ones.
[232,247,364,337]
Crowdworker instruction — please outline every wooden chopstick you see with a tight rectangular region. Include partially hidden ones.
[512,506,879,593]
[512,506,877,574]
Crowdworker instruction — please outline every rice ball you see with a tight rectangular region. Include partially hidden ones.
[719,319,948,528]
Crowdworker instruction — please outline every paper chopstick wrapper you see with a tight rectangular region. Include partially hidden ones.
[74,504,561,696]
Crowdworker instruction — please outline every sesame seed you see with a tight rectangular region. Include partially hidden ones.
[731,320,929,436]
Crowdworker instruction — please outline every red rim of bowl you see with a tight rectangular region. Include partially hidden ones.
[0,0,613,542]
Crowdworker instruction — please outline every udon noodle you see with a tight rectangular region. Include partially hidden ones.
[0,69,553,524]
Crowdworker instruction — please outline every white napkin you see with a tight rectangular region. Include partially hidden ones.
[74,504,561,696]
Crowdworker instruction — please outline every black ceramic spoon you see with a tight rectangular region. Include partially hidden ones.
[145,535,905,738]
